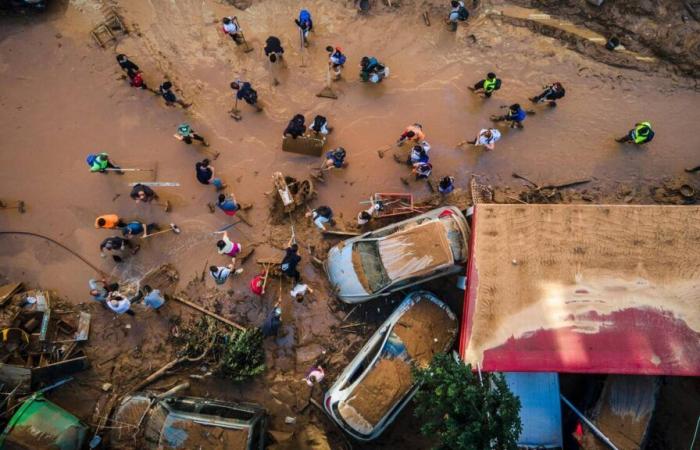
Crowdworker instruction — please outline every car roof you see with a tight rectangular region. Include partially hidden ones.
[377,220,453,281]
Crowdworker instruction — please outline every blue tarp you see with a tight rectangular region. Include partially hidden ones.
[504,372,563,449]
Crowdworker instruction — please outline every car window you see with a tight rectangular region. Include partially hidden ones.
[439,215,467,261]
[199,404,255,421]
[343,329,387,389]
[353,241,390,293]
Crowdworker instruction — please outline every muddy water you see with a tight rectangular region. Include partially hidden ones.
[0,1,699,445]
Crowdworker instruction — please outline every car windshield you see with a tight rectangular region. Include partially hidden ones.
[352,241,390,293]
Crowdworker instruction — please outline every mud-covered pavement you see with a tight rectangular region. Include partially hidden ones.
[1,0,699,448]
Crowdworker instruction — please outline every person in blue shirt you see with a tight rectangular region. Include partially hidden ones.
[295,9,313,46]
[407,145,430,165]
[142,285,165,311]
[216,193,240,216]
[121,221,159,238]
[492,103,527,128]
[438,176,455,195]
[230,80,262,112]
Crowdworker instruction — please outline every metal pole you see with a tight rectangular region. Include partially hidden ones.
[560,394,619,450]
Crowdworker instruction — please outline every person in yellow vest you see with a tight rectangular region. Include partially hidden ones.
[616,121,655,144]
[95,214,126,229]
[469,72,502,98]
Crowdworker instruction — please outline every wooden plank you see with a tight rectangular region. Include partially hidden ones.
[282,135,325,157]
[75,312,91,341]
[172,296,246,331]
[0,283,22,306]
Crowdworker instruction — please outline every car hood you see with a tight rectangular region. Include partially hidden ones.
[326,242,368,300]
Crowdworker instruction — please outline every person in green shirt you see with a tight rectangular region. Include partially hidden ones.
[86,153,122,173]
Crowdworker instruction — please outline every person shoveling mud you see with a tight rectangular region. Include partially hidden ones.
[446,1,470,32]
[616,121,655,145]
[230,80,263,117]
[490,103,527,129]
[530,82,566,107]
[158,81,191,108]
[469,72,502,98]
[359,56,389,83]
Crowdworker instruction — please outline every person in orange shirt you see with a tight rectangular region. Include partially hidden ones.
[396,123,425,146]
[95,214,126,229]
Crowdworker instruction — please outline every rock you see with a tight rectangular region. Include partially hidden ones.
[101,382,112,392]
[226,0,253,10]
[296,343,324,366]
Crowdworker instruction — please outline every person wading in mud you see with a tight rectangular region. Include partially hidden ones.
[284,114,306,139]
[100,236,138,263]
[281,243,302,283]
[230,80,262,112]
[466,128,502,151]
[446,0,469,31]
[295,9,313,47]
[95,214,126,229]
[265,36,285,84]
[469,72,501,98]
[214,193,240,216]
[216,231,242,265]
[327,46,347,80]
[396,123,426,146]
[438,175,456,194]
[306,206,334,230]
[130,184,158,204]
[158,81,190,108]
[222,17,244,45]
[492,103,527,128]
[116,54,148,89]
[176,123,209,146]
[530,81,566,107]
[86,153,122,174]
[121,221,159,238]
[195,159,226,191]
[616,121,655,145]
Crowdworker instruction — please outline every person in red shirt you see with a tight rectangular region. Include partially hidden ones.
[250,273,266,296]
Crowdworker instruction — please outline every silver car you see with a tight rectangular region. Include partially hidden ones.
[325,206,470,303]
[323,291,458,441]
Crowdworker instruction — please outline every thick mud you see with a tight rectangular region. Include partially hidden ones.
[0,0,699,448]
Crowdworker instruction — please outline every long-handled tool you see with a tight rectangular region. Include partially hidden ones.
[230,97,242,121]
[128,182,180,187]
[173,134,220,159]
[233,18,254,53]
[299,28,307,68]
[141,223,180,239]
[0,200,26,214]
[316,66,338,99]
[102,168,154,173]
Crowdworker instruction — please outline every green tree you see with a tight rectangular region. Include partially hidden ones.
[413,353,522,450]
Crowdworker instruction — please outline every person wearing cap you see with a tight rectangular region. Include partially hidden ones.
[616,121,655,145]
[327,46,347,80]
[530,82,566,107]
[469,72,501,98]
[158,81,190,108]
[130,184,158,204]
[466,128,501,151]
[261,305,282,337]
[95,214,126,229]
[176,123,209,146]
[222,16,244,45]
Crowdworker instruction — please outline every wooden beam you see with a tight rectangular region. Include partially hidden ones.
[172,296,246,331]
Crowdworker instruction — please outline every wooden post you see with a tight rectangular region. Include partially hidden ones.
[172,296,246,331]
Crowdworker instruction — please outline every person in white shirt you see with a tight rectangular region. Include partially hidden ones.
[306,206,334,231]
[215,231,242,265]
[467,128,501,151]
[290,283,313,303]
[107,292,134,316]
[357,202,381,226]
[222,17,243,45]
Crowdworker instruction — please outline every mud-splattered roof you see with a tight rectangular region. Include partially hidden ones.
[460,204,700,375]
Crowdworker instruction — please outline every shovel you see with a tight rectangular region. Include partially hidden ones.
[141,223,180,239]
[299,28,307,68]
[316,67,338,99]
[233,18,254,53]
[230,97,242,121]
[102,168,154,173]
[0,200,26,214]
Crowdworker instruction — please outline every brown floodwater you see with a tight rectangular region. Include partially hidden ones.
[0,0,699,446]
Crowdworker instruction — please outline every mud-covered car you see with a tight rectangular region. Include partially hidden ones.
[323,291,458,441]
[110,394,266,449]
[325,206,469,303]
[0,0,47,10]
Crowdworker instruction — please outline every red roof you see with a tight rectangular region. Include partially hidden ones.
[459,204,700,376]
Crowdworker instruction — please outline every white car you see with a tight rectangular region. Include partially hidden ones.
[325,206,470,303]
[323,291,458,441]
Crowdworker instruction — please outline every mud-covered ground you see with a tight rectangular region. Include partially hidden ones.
[0,0,699,448]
